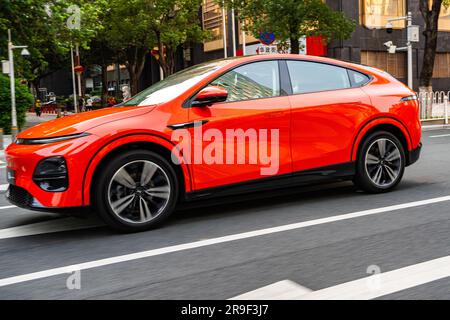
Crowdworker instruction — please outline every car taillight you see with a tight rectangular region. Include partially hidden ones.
[400,95,418,102]
[33,156,68,192]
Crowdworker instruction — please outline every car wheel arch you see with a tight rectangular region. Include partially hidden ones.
[83,134,192,206]
[351,118,412,163]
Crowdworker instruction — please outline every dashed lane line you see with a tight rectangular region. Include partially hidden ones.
[429,133,450,138]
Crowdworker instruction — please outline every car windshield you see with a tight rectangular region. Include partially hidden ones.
[122,60,231,106]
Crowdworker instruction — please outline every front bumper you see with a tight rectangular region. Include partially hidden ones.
[6,184,89,215]
[4,133,98,209]
[407,142,422,166]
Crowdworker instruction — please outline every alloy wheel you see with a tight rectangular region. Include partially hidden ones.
[107,160,171,224]
[364,138,402,188]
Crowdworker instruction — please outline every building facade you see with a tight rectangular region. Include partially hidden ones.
[40,0,450,98]
[194,0,450,91]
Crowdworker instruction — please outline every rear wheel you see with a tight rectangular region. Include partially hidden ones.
[354,131,405,193]
[94,150,179,232]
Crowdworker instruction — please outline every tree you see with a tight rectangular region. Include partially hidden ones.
[226,0,355,54]
[0,74,33,133]
[106,0,208,95]
[419,0,450,92]
[0,0,62,88]
[0,1,106,96]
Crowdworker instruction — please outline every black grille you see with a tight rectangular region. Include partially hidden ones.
[7,185,33,207]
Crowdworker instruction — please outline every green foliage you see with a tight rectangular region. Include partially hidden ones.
[0,0,107,82]
[0,74,33,133]
[224,0,355,53]
[106,0,208,76]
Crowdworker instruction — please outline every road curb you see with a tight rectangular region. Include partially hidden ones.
[422,124,450,131]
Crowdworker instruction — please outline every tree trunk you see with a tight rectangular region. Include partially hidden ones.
[290,36,300,54]
[419,0,443,118]
[159,47,176,77]
[126,47,147,96]
[101,63,108,108]
[419,0,442,88]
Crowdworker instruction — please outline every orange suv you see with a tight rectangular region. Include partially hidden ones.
[6,54,422,232]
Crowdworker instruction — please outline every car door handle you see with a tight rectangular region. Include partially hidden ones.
[167,120,209,130]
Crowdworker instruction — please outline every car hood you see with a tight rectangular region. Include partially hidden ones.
[18,106,155,139]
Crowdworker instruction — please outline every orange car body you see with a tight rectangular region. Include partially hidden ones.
[5,54,421,211]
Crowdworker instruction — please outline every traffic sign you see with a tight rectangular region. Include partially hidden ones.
[259,32,275,45]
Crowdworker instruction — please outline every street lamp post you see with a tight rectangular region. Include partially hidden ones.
[7,29,29,141]
[406,11,413,90]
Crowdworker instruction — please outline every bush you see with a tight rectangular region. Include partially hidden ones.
[0,74,33,134]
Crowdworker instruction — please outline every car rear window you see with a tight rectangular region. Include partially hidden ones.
[348,69,371,87]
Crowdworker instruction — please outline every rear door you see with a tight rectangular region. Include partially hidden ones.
[286,60,373,172]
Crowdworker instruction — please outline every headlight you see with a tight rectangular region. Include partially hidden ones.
[33,156,68,192]
[16,132,90,145]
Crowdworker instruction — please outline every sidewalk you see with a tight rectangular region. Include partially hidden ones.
[0,112,57,158]
[23,112,58,130]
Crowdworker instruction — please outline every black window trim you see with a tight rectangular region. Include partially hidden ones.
[183,59,287,108]
[182,57,374,107]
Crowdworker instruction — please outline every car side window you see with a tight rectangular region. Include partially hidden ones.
[211,60,280,102]
[286,60,351,94]
[348,69,371,87]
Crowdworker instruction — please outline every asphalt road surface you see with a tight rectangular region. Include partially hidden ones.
[0,128,450,300]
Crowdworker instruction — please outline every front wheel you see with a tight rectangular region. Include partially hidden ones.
[354,131,405,193]
[94,150,179,232]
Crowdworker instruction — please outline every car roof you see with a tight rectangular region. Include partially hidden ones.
[221,54,373,75]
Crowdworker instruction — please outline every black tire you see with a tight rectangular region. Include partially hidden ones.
[354,131,405,193]
[93,150,179,232]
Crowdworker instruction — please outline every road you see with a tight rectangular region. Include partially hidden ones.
[0,128,449,300]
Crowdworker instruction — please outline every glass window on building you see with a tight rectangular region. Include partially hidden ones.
[433,53,450,78]
[202,0,226,51]
[361,51,406,79]
[438,3,450,31]
[360,0,405,29]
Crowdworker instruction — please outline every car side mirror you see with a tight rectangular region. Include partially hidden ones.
[191,85,228,107]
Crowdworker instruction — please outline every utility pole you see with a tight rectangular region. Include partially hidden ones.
[75,44,82,101]
[231,1,236,57]
[70,44,78,113]
[241,20,246,56]
[222,1,228,58]
[406,11,413,90]
[7,29,29,140]
[385,12,417,89]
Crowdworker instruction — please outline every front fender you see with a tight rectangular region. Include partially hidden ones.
[82,133,192,206]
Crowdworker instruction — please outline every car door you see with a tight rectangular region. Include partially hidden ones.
[286,60,373,172]
[188,60,292,191]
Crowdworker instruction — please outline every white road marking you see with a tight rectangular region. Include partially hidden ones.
[0,184,8,191]
[230,280,312,300]
[0,194,449,288]
[0,205,16,210]
[0,217,103,240]
[301,255,450,299]
[233,255,450,300]
[429,133,450,138]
